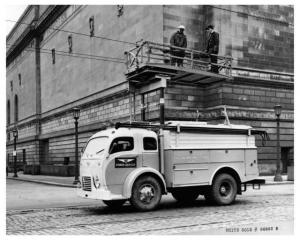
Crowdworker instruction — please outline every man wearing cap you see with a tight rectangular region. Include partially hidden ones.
[205,25,219,73]
[170,25,187,67]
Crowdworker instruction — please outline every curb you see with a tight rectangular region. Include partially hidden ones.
[7,177,76,188]
[264,182,294,185]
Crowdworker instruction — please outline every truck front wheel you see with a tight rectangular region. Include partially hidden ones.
[208,173,237,205]
[130,175,162,211]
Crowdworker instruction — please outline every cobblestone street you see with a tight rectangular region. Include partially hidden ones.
[6,183,293,235]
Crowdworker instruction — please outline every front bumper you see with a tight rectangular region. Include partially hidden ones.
[77,186,126,201]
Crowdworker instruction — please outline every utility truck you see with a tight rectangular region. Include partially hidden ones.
[77,121,267,211]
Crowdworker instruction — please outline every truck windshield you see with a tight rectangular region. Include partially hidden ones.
[83,137,108,156]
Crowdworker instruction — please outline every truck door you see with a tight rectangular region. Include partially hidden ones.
[142,137,159,170]
[105,137,141,189]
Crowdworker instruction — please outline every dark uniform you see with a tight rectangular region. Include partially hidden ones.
[170,29,187,67]
[206,30,219,73]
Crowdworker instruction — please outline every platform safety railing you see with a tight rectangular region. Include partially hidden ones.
[124,41,232,77]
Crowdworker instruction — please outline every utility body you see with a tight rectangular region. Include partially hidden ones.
[77,121,266,211]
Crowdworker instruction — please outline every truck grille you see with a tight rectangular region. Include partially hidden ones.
[82,176,92,191]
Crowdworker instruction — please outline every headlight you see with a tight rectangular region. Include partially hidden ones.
[92,176,101,189]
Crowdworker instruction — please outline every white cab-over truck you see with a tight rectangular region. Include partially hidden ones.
[77,121,267,211]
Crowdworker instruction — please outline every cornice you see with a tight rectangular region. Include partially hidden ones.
[6,5,69,66]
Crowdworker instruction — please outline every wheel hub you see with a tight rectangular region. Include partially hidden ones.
[219,182,231,196]
[139,185,154,203]
[220,186,227,194]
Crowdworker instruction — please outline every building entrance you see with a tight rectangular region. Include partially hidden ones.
[281,147,293,174]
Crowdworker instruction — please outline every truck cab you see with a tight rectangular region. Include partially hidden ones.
[78,127,165,210]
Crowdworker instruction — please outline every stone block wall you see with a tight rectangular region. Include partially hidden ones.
[6,141,40,167]
[40,5,164,112]
[16,123,37,139]
[163,5,206,50]
[163,5,294,73]
[166,85,204,109]
[221,83,293,110]
[6,48,37,126]
[41,94,131,135]
[213,5,294,72]
[46,132,92,165]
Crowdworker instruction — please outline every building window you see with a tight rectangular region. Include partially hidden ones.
[18,73,21,86]
[68,35,73,53]
[14,94,18,122]
[10,81,13,91]
[52,48,55,64]
[7,100,10,125]
[89,16,94,37]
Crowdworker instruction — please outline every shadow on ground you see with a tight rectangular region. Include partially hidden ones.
[80,197,252,215]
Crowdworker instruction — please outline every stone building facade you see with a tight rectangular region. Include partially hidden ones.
[6,5,294,176]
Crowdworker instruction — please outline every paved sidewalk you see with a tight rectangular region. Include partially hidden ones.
[7,171,293,188]
[258,175,293,185]
[7,172,76,188]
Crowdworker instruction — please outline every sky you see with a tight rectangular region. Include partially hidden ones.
[5,5,28,36]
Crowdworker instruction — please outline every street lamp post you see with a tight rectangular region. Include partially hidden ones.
[12,128,18,178]
[73,107,80,184]
[274,104,283,182]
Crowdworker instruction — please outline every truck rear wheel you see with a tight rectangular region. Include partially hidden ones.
[209,173,237,205]
[171,189,199,203]
[130,175,162,211]
[102,200,126,208]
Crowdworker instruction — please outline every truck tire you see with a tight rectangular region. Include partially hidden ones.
[209,173,237,205]
[171,189,199,203]
[130,175,162,211]
[102,200,127,208]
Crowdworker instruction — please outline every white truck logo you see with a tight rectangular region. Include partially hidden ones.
[77,121,267,211]
[115,158,137,168]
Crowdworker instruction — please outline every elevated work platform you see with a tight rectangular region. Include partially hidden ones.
[124,41,232,87]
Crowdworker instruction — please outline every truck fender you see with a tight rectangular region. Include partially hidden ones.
[209,165,242,185]
[123,167,167,198]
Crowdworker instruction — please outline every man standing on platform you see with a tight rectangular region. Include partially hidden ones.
[205,24,219,73]
[170,25,187,67]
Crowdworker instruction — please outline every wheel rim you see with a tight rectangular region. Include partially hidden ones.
[139,184,155,204]
[219,181,232,197]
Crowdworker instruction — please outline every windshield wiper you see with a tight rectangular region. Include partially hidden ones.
[96,149,104,154]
